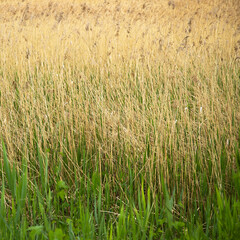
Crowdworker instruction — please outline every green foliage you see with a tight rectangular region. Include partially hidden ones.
[0,140,240,239]
[2,141,16,199]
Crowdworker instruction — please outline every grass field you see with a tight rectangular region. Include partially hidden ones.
[0,0,240,239]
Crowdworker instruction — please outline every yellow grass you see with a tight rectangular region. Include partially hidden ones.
[0,0,240,203]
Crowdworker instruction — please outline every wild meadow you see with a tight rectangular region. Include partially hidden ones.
[0,0,240,239]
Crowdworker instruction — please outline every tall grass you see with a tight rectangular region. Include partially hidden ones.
[1,140,240,239]
[0,0,240,238]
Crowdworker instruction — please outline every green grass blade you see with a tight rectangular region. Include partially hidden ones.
[2,141,16,199]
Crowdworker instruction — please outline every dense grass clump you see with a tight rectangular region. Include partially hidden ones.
[1,141,240,239]
[0,0,240,239]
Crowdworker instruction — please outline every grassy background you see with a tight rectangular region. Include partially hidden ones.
[0,0,240,239]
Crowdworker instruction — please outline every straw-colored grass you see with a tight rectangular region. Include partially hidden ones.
[0,0,240,205]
